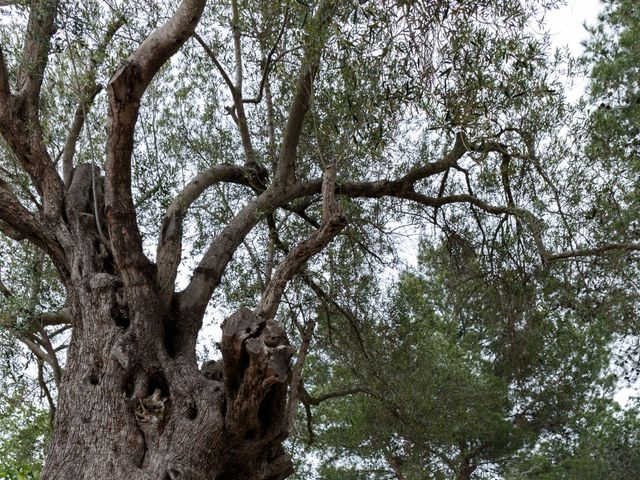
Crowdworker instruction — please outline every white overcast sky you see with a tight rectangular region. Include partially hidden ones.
[546,0,603,55]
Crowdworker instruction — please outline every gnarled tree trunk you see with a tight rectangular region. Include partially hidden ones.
[42,275,293,480]
[39,163,295,478]
[0,1,343,477]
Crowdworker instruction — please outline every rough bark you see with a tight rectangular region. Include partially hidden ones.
[42,253,294,479]
[34,158,294,479]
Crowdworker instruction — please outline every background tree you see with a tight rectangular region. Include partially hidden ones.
[505,399,640,479]
[291,240,630,479]
[0,0,638,479]
[286,1,640,478]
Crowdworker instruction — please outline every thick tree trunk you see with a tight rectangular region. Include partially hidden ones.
[37,284,291,480]
[42,281,293,479]
[37,165,295,479]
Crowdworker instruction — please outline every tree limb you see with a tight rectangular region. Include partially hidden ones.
[256,165,347,321]
[195,24,259,170]
[0,46,10,99]
[275,0,337,185]
[16,0,59,106]
[36,359,56,424]
[303,385,372,406]
[38,308,72,326]
[0,0,65,220]
[546,243,640,262]
[284,317,315,430]
[16,332,56,367]
[193,32,235,92]
[62,18,124,187]
[0,179,48,247]
[178,132,640,334]
[104,0,206,278]
[179,134,471,323]
[0,1,65,221]
[243,5,290,105]
[265,215,371,358]
[156,164,255,306]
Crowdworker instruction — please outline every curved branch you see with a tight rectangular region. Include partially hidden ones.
[156,164,254,305]
[104,0,206,277]
[275,0,338,185]
[179,134,471,324]
[0,179,48,247]
[178,131,640,337]
[256,165,347,321]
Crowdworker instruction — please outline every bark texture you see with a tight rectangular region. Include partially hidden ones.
[38,165,295,478]
[42,255,294,479]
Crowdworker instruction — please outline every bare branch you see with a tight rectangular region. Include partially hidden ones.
[36,359,56,424]
[179,187,292,323]
[0,3,65,220]
[179,135,469,322]
[0,1,65,221]
[0,124,64,220]
[62,85,101,187]
[195,22,259,169]
[401,131,468,184]
[35,323,63,387]
[547,243,640,263]
[243,6,290,105]
[275,0,337,185]
[0,46,10,99]
[306,386,371,405]
[193,32,235,92]
[284,317,315,429]
[265,213,371,358]
[62,18,124,187]
[16,0,59,105]
[17,332,55,366]
[256,165,347,321]
[156,164,254,306]
[104,0,206,276]
[0,179,47,246]
[38,308,72,326]
[231,0,242,91]
[108,0,206,100]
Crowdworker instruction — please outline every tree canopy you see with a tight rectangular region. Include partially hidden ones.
[0,0,637,478]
